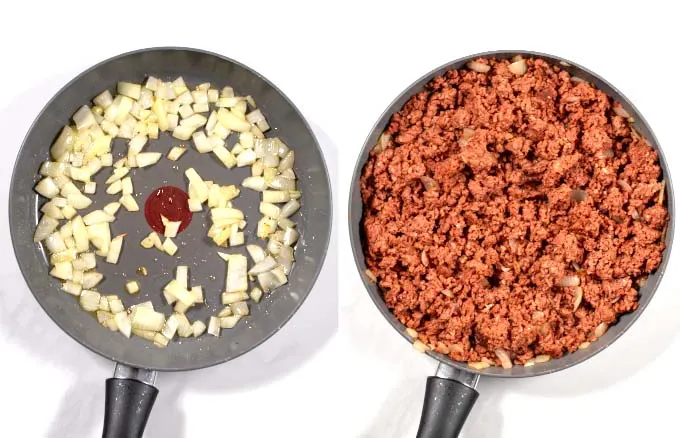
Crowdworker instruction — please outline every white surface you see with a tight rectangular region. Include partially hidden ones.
[1,1,679,437]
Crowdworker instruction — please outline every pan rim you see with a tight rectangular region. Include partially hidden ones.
[348,49,674,378]
[9,46,333,372]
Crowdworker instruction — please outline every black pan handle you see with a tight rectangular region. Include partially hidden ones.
[102,364,158,438]
[416,363,479,438]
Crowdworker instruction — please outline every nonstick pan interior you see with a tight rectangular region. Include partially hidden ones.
[10,47,332,371]
[349,50,674,378]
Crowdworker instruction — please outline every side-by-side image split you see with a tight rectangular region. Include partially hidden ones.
[1,3,679,437]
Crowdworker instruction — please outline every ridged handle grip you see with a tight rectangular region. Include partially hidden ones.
[416,376,479,438]
[102,378,158,438]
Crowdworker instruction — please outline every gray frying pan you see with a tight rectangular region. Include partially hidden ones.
[349,50,674,437]
[9,47,332,437]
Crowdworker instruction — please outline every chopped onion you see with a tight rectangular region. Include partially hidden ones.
[246,244,266,263]
[208,316,221,337]
[153,333,170,348]
[282,228,299,246]
[263,191,290,203]
[658,180,666,204]
[35,177,60,198]
[34,215,60,242]
[242,176,266,191]
[268,175,296,191]
[213,145,236,168]
[508,59,527,75]
[83,210,115,226]
[45,232,67,253]
[249,256,277,275]
[230,301,249,316]
[50,262,73,280]
[467,61,491,73]
[72,216,89,252]
[225,254,247,293]
[222,291,249,305]
[73,106,97,131]
[163,219,181,238]
[126,280,140,294]
[82,272,103,289]
[79,289,101,312]
[250,287,263,303]
[136,152,162,168]
[120,194,139,211]
[162,237,178,256]
[106,234,125,264]
[279,199,300,218]
[558,276,580,287]
[131,307,165,331]
[593,322,608,339]
[192,320,207,337]
[167,146,187,161]
[617,180,632,192]
[217,108,251,132]
[220,315,242,329]
[573,287,583,312]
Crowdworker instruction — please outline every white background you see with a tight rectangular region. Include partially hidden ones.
[1,1,679,437]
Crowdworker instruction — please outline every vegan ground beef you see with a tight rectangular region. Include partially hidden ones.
[360,57,669,367]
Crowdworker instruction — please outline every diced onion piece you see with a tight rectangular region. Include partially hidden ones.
[192,131,213,153]
[50,262,73,280]
[213,145,236,168]
[208,316,221,337]
[131,307,165,331]
[83,182,97,194]
[126,280,140,294]
[191,286,204,305]
[220,315,242,329]
[62,205,77,219]
[250,287,264,303]
[279,199,300,218]
[269,175,296,191]
[161,314,180,340]
[51,126,75,160]
[136,152,162,168]
[164,220,181,238]
[508,59,527,75]
[116,81,141,100]
[103,202,120,216]
[132,329,156,341]
[278,151,295,171]
[218,306,233,317]
[167,146,187,161]
[83,209,115,226]
[35,177,60,198]
[185,168,209,202]
[106,234,125,264]
[221,291,249,305]
[41,201,65,219]
[259,202,281,219]
[45,231,67,253]
[73,106,97,131]
[557,276,580,287]
[115,312,132,338]
[246,244,266,263]
[51,248,77,264]
[573,287,583,312]
[495,349,513,369]
[188,198,203,212]
[217,108,251,132]
[192,321,206,337]
[193,102,210,113]
[66,193,92,210]
[79,289,101,312]
[225,254,248,293]
[282,228,299,246]
[82,272,104,289]
[94,90,114,109]
[72,216,89,252]
[34,215,60,242]
[153,333,170,348]
[163,237,178,256]
[236,149,256,167]
[120,194,139,211]
[467,60,491,73]
[242,176,266,191]
[106,167,129,184]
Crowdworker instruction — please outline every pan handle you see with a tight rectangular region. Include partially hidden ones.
[102,364,159,438]
[416,362,479,438]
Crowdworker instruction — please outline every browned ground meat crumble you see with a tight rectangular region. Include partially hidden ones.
[360,57,669,367]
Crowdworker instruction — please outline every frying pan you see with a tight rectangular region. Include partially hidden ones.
[9,47,332,437]
[349,50,674,437]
